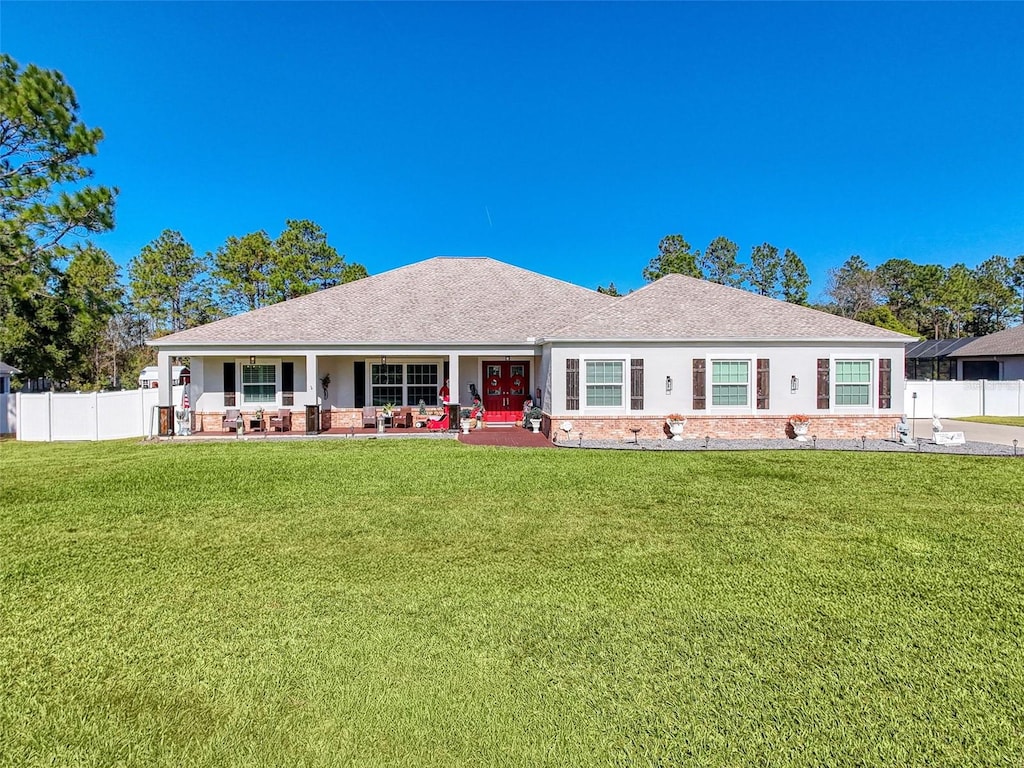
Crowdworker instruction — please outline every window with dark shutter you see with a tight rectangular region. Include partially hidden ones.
[692,359,706,410]
[223,362,236,407]
[756,358,770,410]
[817,358,830,410]
[281,362,294,406]
[630,359,644,410]
[878,358,892,409]
[566,359,579,410]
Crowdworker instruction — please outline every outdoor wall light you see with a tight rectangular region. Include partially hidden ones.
[790,375,799,393]
[249,355,256,365]
[665,375,673,394]
[381,355,387,365]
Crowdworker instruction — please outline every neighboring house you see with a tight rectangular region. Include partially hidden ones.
[148,257,911,438]
[138,365,190,388]
[904,338,975,381]
[947,325,1024,380]
[0,361,20,394]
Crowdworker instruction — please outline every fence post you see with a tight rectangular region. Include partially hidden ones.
[46,391,53,442]
[93,391,100,441]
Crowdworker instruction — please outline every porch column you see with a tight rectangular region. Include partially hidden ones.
[305,354,318,406]
[447,353,461,404]
[157,351,173,406]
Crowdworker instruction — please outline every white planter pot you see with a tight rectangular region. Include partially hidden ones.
[666,419,686,440]
[460,419,471,434]
[529,418,541,434]
[792,422,809,441]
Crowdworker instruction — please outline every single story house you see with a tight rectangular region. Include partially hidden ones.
[947,324,1024,380]
[149,256,912,439]
[0,361,20,395]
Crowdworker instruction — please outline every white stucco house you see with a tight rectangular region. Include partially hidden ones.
[148,256,911,438]
[947,324,1024,381]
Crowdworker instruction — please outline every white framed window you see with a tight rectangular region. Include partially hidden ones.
[711,360,749,407]
[242,364,276,404]
[371,363,403,406]
[369,362,441,406]
[835,360,871,406]
[585,360,624,407]
[406,364,439,406]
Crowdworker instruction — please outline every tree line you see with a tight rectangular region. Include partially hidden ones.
[821,254,1024,339]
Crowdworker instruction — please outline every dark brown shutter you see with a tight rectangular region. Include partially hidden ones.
[281,362,294,406]
[630,359,644,410]
[223,362,236,407]
[756,358,770,410]
[566,359,579,411]
[878,358,891,409]
[816,358,830,410]
[353,361,365,408]
[692,359,706,410]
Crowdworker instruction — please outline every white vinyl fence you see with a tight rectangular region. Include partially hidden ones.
[905,380,1024,418]
[11,386,185,441]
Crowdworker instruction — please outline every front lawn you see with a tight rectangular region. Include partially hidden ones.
[1,440,1021,767]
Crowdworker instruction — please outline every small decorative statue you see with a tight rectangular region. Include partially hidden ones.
[896,415,914,445]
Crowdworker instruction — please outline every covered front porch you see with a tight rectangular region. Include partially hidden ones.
[154,346,545,434]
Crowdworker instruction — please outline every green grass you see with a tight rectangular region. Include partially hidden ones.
[1,440,1022,767]
[953,415,1024,428]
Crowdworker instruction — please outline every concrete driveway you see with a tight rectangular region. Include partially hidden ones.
[911,418,1024,447]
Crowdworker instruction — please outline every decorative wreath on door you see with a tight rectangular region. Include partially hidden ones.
[489,377,499,387]
[512,377,523,388]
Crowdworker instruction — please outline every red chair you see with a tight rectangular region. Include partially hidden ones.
[426,413,449,431]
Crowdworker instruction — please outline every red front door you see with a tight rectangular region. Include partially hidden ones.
[482,361,530,422]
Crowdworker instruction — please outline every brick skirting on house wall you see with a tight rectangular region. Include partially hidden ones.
[195,410,898,441]
[547,414,900,442]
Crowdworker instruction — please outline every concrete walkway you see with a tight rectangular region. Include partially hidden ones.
[911,418,1024,447]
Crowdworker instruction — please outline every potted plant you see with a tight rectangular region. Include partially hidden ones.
[665,413,686,440]
[382,402,395,417]
[789,414,810,441]
[526,406,543,433]
[459,407,473,434]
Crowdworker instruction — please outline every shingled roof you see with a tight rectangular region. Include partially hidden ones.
[551,273,911,341]
[154,257,615,346]
[948,324,1024,357]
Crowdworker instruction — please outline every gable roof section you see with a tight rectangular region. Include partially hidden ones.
[153,257,615,346]
[551,274,911,342]
[948,324,1024,357]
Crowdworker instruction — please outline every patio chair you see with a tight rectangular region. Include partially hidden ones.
[391,408,411,428]
[269,408,292,432]
[361,406,377,429]
[222,408,240,431]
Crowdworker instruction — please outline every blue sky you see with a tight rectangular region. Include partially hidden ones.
[4,2,1022,298]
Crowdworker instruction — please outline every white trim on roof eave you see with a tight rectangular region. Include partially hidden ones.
[541,335,913,344]
[147,338,544,350]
